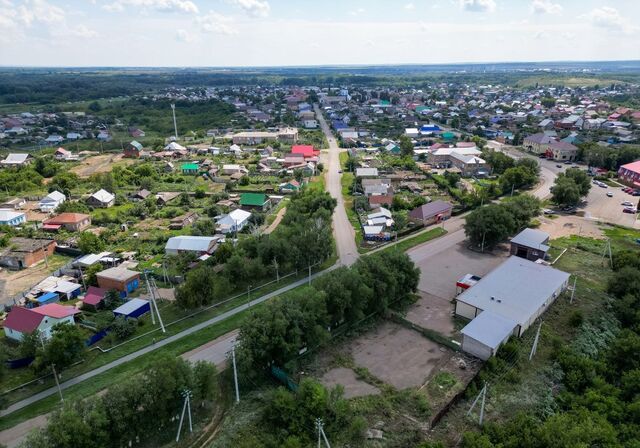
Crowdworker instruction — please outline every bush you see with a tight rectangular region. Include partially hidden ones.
[569,310,584,328]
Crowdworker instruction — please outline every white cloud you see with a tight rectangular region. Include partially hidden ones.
[103,0,199,14]
[584,6,637,34]
[531,0,562,15]
[12,0,65,26]
[404,3,415,10]
[69,24,98,38]
[349,7,365,16]
[197,11,236,35]
[459,0,496,13]
[228,0,270,18]
[175,28,194,42]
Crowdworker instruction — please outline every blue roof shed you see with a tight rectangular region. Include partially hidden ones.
[113,298,150,319]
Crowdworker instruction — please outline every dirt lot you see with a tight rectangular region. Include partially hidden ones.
[23,201,50,222]
[0,255,72,306]
[538,214,603,239]
[405,292,455,336]
[319,367,381,399]
[70,153,134,178]
[349,321,452,390]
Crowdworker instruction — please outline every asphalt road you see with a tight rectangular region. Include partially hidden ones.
[315,104,359,266]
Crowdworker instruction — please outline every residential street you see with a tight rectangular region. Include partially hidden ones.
[315,104,359,266]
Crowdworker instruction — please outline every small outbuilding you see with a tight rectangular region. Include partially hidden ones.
[409,200,452,226]
[113,298,150,319]
[510,228,550,261]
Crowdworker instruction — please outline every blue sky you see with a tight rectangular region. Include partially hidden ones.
[0,0,638,66]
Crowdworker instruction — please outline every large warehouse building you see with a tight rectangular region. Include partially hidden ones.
[455,256,570,360]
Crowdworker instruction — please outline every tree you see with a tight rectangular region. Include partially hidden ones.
[399,135,414,156]
[503,194,541,230]
[84,263,103,287]
[110,316,136,340]
[541,97,556,108]
[482,149,514,175]
[562,168,591,196]
[77,232,105,254]
[33,323,86,373]
[102,289,121,310]
[464,204,516,250]
[551,176,581,206]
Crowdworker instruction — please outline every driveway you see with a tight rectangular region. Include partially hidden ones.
[315,104,358,266]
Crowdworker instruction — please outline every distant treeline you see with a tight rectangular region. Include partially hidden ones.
[2,64,640,105]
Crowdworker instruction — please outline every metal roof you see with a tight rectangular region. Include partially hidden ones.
[456,256,569,326]
[113,298,149,316]
[461,310,517,349]
[510,228,550,252]
[165,235,218,252]
[96,267,139,282]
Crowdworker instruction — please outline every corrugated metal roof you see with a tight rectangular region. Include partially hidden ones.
[511,228,550,251]
[113,298,149,316]
[461,310,516,349]
[165,235,218,252]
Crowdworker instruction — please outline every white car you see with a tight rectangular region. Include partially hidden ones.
[622,201,634,207]
[607,192,613,197]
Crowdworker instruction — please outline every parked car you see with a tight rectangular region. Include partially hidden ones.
[633,191,640,196]
[556,164,563,168]
[543,209,556,215]
[621,201,633,207]
[564,160,572,164]
[607,192,613,197]
[623,207,637,214]
[599,183,608,188]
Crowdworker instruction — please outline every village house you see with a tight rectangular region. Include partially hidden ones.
[43,213,91,232]
[54,147,77,161]
[0,197,26,209]
[96,267,140,296]
[169,211,199,230]
[216,209,252,234]
[409,200,452,225]
[239,193,271,211]
[0,209,27,226]
[1,153,32,167]
[123,140,143,158]
[39,191,66,212]
[165,235,221,255]
[0,238,56,270]
[87,189,115,208]
[3,303,80,342]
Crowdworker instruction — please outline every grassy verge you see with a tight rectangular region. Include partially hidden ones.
[376,227,448,254]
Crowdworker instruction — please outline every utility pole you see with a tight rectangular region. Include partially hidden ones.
[601,239,613,268]
[308,260,312,286]
[175,389,193,442]
[569,276,577,304]
[529,321,542,361]
[40,332,63,402]
[273,258,279,282]
[171,103,179,140]
[143,271,156,325]
[231,345,240,403]
[150,277,166,333]
[315,418,331,448]
[467,382,487,426]
[510,184,515,197]
[247,285,251,305]
[481,231,486,253]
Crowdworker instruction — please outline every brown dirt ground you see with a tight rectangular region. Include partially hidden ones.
[405,292,455,337]
[538,215,603,239]
[349,321,452,390]
[319,367,381,398]
[70,153,134,178]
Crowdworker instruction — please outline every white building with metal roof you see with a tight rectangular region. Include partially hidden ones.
[456,256,570,358]
[165,235,221,255]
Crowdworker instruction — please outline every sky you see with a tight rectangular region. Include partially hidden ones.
[0,0,639,67]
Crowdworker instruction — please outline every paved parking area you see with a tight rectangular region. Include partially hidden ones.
[581,183,640,228]
[412,241,509,301]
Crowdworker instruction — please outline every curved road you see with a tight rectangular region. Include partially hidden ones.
[315,104,359,266]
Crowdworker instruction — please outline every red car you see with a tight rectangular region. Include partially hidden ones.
[623,208,637,214]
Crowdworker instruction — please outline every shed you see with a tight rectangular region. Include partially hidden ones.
[461,311,517,360]
[82,286,108,308]
[408,200,452,225]
[239,193,270,211]
[113,298,150,319]
[510,228,550,261]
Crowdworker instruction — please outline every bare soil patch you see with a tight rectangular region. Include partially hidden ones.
[319,367,381,399]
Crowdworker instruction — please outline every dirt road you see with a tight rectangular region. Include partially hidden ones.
[70,153,133,178]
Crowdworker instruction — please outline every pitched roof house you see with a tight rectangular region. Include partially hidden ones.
[3,303,80,341]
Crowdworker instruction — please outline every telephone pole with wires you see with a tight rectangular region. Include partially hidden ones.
[467,382,487,426]
[529,321,543,361]
[175,389,193,442]
[315,418,331,448]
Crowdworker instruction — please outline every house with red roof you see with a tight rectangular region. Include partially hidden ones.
[3,303,80,342]
[291,145,319,158]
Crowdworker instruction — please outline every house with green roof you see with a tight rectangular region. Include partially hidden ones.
[442,131,456,141]
[239,193,271,211]
[181,163,199,175]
